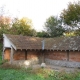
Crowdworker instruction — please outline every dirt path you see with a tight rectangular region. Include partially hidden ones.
[3,61,80,73]
[32,64,80,73]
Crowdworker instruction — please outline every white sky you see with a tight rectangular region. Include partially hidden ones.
[0,0,78,31]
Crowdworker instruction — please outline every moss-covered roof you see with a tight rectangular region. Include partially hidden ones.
[4,34,80,51]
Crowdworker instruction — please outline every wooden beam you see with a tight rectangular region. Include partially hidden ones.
[42,50,45,63]
[10,47,14,64]
[2,47,5,60]
[25,50,27,60]
[67,50,69,61]
[2,37,5,60]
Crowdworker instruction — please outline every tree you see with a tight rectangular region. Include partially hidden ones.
[44,16,65,37]
[36,31,49,38]
[30,29,37,36]
[60,1,80,36]
[0,16,11,39]
[0,16,11,29]
[10,17,36,36]
[0,6,11,40]
[60,1,80,27]
[74,29,80,36]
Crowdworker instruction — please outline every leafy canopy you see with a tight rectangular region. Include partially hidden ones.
[44,16,65,37]
[10,17,36,36]
[61,1,80,26]
[0,16,11,39]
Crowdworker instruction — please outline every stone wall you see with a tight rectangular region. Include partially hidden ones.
[44,50,80,68]
[45,59,80,68]
[4,49,80,67]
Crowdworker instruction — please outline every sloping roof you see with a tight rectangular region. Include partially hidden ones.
[4,34,43,50]
[45,37,80,51]
[4,34,80,51]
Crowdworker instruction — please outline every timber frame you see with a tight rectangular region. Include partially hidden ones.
[3,34,80,67]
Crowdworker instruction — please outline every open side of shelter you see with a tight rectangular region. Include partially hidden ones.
[3,34,80,68]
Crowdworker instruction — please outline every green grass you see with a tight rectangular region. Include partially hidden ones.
[0,69,33,80]
[0,68,47,80]
[0,67,80,80]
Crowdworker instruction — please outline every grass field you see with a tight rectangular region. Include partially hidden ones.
[0,66,80,80]
[0,68,44,80]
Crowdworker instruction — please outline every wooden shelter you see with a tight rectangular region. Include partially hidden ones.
[3,34,80,67]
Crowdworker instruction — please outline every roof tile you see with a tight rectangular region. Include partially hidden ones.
[5,34,80,50]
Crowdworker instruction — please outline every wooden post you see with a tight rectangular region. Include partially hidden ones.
[10,47,14,64]
[2,47,5,60]
[2,52,4,60]
[41,40,45,63]
[25,50,27,60]
[2,38,5,60]
[42,50,45,63]
[67,50,69,61]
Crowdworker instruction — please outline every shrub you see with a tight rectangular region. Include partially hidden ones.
[0,59,8,65]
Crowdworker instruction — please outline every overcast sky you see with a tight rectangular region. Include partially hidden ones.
[0,0,78,31]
